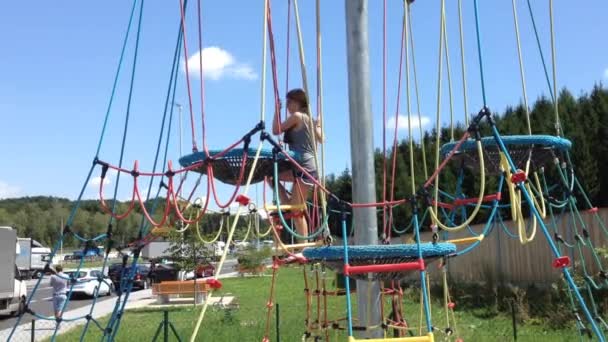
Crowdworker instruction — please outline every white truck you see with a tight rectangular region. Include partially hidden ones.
[16,238,52,279]
[0,227,27,316]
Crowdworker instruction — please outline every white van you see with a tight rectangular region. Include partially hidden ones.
[0,227,27,316]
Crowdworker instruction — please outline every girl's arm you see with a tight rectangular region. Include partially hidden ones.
[272,103,299,135]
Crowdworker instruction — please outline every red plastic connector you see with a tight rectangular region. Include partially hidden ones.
[205,278,223,289]
[235,194,251,206]
[552,256,571,268]
[511,171,527,183]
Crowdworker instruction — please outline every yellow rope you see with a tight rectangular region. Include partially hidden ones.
[433,0,445,189]
[457,0,469,127]
[549,0,561,136]
[407,3,428,180]
[257,222,273,238]
[292,0,328,227]
[442,268,449,336]
[315,0,327,195]
[440,3,455,142]
[499,153,547,245]
[195,213,226,244]
[429,141,486,231]
[510,0,532,136]
[189,0,269,338]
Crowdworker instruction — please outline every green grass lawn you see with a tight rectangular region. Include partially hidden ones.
[54,266,586,341]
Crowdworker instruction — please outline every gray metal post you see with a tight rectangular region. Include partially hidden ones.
[345,0,381,337]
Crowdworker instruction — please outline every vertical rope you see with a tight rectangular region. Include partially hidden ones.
[549,0,561,136]
[292,0,328,228]
[472,0,488,107]
[315,0,328,227]
[407,3,429,180]
[441,4,455,142]
[404,0,415,196]
[511,0,532,135]
[381,0,389,240]
[196,0,209,155]
[177,0,199,152]
[432,0,445,226]
[457,0,469,126]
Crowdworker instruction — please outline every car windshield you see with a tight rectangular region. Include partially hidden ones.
[65,271,86,279]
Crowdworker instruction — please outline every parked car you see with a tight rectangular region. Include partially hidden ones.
[65,269,112,297]
[194,263,215,278]
[148,263,179,284]
[108,263,151,291]
[148,261,215,283]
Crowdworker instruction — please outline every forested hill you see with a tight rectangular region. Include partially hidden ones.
[0,196,232,248]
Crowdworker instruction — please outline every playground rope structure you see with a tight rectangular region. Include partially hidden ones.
[10,1,608,342]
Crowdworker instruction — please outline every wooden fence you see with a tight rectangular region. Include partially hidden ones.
[395,207,608,285]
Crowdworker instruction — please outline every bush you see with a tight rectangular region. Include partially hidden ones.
[236,246,272,275]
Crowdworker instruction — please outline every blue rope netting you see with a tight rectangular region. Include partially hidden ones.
[179,147,301,185]
[303,242,456,261]
[440,134,572,158]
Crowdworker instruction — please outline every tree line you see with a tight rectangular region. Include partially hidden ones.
[323,84,608,236]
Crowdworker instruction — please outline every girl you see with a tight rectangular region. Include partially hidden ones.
[270,88,323,239]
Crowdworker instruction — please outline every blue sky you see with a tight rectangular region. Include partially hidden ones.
[1,1,606,209]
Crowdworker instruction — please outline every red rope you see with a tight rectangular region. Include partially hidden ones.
[266,0,282,127]
[133,172,172,227]
[262,258,280,342]
[423,131,471,188]
[98,162,137,220]
[387,9,407,240]
[207,152,248,209]
[196,0,209,156]
[177,0,199,152]
[283,0,292,137]
[168,170,211,224]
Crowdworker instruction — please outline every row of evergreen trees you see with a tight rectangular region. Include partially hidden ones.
[323,84,608,234]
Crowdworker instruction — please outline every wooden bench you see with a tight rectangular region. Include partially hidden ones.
[152,280,211,305]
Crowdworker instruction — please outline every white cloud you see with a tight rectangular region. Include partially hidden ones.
[386,114,431,131]
[0,181,20,199]
[183,46,257,81]
[604,68,608,80]
[89,176,110,187]
[89,169,116,188]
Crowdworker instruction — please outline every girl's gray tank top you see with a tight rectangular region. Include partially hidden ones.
[284,113,317,172]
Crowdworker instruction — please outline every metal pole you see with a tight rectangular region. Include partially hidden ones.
[164,310,169,342]
[344,0,381,337]
[275,302,280,342]
[31,319,35,342]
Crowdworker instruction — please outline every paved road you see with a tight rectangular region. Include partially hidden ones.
[0,259,238,332]
[0,279,119,332]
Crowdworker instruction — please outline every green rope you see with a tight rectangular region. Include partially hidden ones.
[272,161,327,240]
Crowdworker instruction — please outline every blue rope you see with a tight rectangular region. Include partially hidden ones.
[525,0,555,103]
[340,215,354,337]
[472,0,488,107]
[106,1,186,337]
[489,125,606,342]
[452,174,504,257]
[413,209,433,333]
[95,0,139,157]
[272,161,327,240]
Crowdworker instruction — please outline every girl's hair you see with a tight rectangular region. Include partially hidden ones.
[286,88,309,114]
